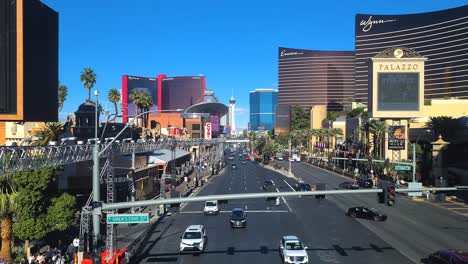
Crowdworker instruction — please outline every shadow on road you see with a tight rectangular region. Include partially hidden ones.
[135,243,395,262]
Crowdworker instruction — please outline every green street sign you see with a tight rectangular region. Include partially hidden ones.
[395,165,411,171]
[107,213,149,224]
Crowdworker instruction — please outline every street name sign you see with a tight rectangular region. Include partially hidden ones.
[107,213,149,224]
[395,165,411,171]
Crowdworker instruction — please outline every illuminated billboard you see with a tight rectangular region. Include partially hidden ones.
[122,75,159,123]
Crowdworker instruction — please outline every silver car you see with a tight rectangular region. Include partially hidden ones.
[279,236,308,263]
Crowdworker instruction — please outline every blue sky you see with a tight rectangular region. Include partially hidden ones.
[43,0,468,129]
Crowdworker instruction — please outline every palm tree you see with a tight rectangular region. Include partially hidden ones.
[369,120,388,158]
[138,92,153,128]
[0,176,18,264]
[128,89,141,125]
[331,128,343,147]
[248,131,256,155]
[33,122,64,146]
[108,88,121,122]
[80,67,97,102]
[58,82,68,112]
[425,116,456,141]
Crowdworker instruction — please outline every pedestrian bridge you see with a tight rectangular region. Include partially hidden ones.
[225,139,249,143]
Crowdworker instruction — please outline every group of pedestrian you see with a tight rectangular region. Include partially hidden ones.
[25,240,77,264]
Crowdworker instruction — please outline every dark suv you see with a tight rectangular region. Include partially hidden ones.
[357,177,373,188]
[230,208,247,228]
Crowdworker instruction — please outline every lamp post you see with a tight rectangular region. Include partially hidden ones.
[411,129,431,183]
[91,108,183,257]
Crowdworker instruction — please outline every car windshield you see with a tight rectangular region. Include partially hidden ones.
[369,208,379,213]
[285,242,304,250]
[232,210,244,217]
[206,201,217,206]
[183,232,202,239]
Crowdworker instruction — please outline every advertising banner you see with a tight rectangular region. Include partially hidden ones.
[204,122,212,139]
[388,126,406,150]
[123,75,158,122]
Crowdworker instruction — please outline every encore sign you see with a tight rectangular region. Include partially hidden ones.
[205,122,212,139]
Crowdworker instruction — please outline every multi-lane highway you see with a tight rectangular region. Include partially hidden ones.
[130,154,429,264]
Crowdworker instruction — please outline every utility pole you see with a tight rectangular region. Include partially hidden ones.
[288,138,292,175]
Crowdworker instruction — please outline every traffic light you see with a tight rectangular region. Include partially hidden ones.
[378,183,396,206]
[386,185,396,206]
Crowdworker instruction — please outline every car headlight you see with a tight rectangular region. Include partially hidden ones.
[230,220,235,223]
[241,219,246,222]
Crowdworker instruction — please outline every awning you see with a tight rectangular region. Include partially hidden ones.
[148,148,191,164]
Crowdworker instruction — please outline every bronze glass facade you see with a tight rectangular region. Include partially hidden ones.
[278,47,355,111]
[355,5,468,102]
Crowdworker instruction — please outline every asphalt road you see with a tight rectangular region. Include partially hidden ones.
[132,156,414,264]
[276,160,468,263]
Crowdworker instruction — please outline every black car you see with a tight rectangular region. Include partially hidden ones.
[346,207,387,221]
[429,250,468,264]
[230,208,247,228]
[262,180,273,191]
[231,163,237,169]
[295,182,312,192]
[357,177,373,188]
[339,181,359,189]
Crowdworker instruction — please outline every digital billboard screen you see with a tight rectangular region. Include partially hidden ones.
[125,76,158,117]
[377,73,419,111]
[211,113,220,137]
[388,126,406,150]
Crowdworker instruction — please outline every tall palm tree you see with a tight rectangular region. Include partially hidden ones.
[369,120,388,158]
[33,122,64,146]
[0,176,18,264]
[80,67,97,102]
[128,89,141,125]
[108,88,121,122]
[58,82,68,112]
[139,92,153,128]
[248,131,256,155]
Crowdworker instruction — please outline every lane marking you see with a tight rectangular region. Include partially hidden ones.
[283,179,296,192]
[245,186,247,191]
[271,180,293,213]
[245,205,247,210]
[422,200,468,218]
[446,207,468,210]
[180,210,289,214]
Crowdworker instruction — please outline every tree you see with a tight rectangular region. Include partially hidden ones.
[0,175,18,264]
[275,132,289,148]
[80,67,97,102]
[33,122,64,146]
[11,168,76,258]
[242,129,248,139]
[108,88,121,122]
[58,82,68,112]
[326,111,341,122]
[346,107,366,119]
[369,120,388,158]
[425,116,457,141]
[290,105,310,131]
[129,89,153,127]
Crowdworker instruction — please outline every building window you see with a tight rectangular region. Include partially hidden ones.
[192,124,201,130]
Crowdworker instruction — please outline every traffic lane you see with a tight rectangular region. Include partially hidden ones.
[256,164,413,264]
[291,161,468,243]
[289,161,468,261]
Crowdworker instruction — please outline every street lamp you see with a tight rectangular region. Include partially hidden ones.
[411,129,431,183]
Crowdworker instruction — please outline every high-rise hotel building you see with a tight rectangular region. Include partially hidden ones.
[355,5,468,103]
[278,47,355,111]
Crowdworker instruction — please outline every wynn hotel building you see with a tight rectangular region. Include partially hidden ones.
[278,47,355,111]
[355,5,468,102]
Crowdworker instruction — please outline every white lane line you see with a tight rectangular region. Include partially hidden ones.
[245,205,248,210]
[283,179,296,192]
[271,180,293,213]
[245,186,247,191]
[447,208,468,210]
[423,201,468,218]
[180,210,289,214]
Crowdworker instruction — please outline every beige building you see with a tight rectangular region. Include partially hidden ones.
[410,99,468,128]
[0,121,43,146]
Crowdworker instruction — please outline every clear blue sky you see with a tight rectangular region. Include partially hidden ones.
[43,0,468,129]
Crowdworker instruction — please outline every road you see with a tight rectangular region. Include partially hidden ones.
[131,156,414,264]
[276,160,468,263]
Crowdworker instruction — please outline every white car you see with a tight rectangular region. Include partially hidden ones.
[279,236,309,263]
[203,200,219,215]
[180,225,206,253]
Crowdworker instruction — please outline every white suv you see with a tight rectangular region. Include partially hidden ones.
[279,236,308,263]
[180,225,206,253]
[204,200,219,215]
